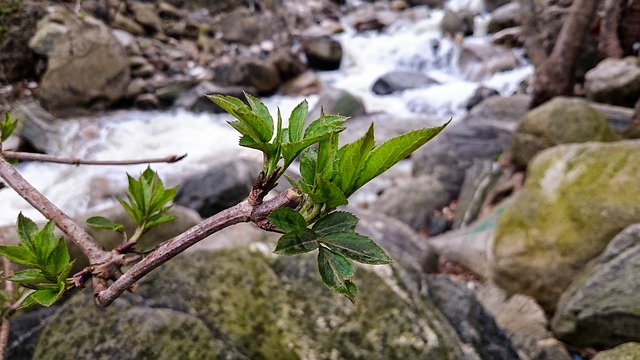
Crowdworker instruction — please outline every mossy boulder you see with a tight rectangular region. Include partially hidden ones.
[592,342,640,360]
[33,247,468,359]
[491,140,640,312]
[509,97,619,168]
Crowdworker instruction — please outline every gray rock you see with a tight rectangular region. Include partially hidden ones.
[487,2,521,34]
[38,17,131,112]
[0,1,46,82]
[491,141,640,312]
[130,2,163,34]
[452,160,501,228]
[375,175,452,231]
[509,97,620,168]
[7,306,59,360]
[457,43,520,81]
[216,7,278,45]
[303,35,343,70]
[28,21,68,56]
[154,77,197,105]
[440,8,475,36]
[371,70,439,95]
[585,57,640,108]
[174,158,261,218]
[308,88,366,120]
[551,224,640,348]
[175,81,255,113]
[212,57,282,95]
[426,275,520,360]
[407,0,445,8]
[484,0,511,12]
[32,248,469,359]
[465,86,500,110]
[593,343,640,360]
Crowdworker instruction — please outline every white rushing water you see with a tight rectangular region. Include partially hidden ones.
[0,4,532,226]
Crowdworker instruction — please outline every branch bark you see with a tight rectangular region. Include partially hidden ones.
[0,154,110,265]
[94,188,300,307]
[1,152,187,165]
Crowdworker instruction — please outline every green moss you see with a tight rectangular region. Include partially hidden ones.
[0,0,22,42]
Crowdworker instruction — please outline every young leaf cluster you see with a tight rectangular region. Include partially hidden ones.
[87,167,177,244]
[0,214,73,308]
[1,113,18,144]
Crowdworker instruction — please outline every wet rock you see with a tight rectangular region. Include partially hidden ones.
[309,88,366,120]
[212,58,282,95]
[487,2,521,34]
[134,93,160,109]
[426,275,520,360]
[407,0,445,8]
[174,158,261,218]
[490,26,524,48]
[38,17,131,112]
[592,343,640,360]
[28,20,68,56]
[344,7,399,32]
[585,57,640,108]
[175,81,254,113]
[371,70,439,95]
[551,224,640,348]
[32,248,469,359]
[303,35,343,70]
[375,175,452,231]
[484,0,511,12]
[440,8,475,36]
[465,86,500,110]
[491,140,640,312]
[457,43,520,81]
[509,97,619,168]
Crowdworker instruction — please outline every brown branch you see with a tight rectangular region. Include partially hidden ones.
[0,154,110,265]
[1,151,187,166]
[94,188,300,307]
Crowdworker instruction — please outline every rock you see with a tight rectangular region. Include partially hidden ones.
[130,2,163,34]
[476,282,572,360]
[11,101,64,154]
[484,0,511,12]
[509,97,620,168]
[452,160,502,228]
[592,343,640,360]
[280,71,323,96]
[216,8,277,45]
[440,8,475,37]
[465,86,500,110]
[175,81,254,113]
[174,158,261,218]
[212,58,282,95]
[303,35,343,70]
[407,0,445,7]
[32,248,469,359]
[426,275,520,360]
[490,26,524,48]
[551,224,640,348]
[270,48,307,81]
[134,93,160,109]
[457,43,520,81]
[154,77,197,105]
[38,17,131,112]
[308,88,366,120]
[413,95,530,194]
[28,21,68,56]
[371,70,439,95]
[343,7,399,32]
[6,306,59,360]
[375,175,452,231]
[487,2,521,34]
[111,11,145,35]
[0,1,46,82]
[585,57,640,108]
[491,140,640,312]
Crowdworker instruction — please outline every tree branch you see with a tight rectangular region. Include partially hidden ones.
[0,154,110,265]
[1,151,187,166]
[94,188,300,307]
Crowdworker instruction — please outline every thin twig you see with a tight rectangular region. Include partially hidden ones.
[1,152,187,166]
[0,155,110,265]
[95,188,300,307]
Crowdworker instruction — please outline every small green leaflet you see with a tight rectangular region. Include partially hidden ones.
[86,216,125,232]
[245,92,273,131]
[268,208,307,233]
[319,232,392,265]
[1,113,18,142]
[274,228,319,255]
[334,124,375,196]
[312,211,359,237]
[317,247,357,303]
[288,100,308,143]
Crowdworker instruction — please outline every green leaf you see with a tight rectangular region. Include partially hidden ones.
[281,132,332,166]
[1,113,18,142]
[33,220,57,264]
[86,216,125,232]
[235,107,273,143]
[245,92,273,132]
[299,148,317,186]
[227,120,263,143]
[16,213,38,252]
[355,122,449,190]
[117,197,141,225]
[48,238,71,275]
[288,100,308,143]
[320,232,393,265]
[268,208,307,233]
[0,245,38,266]
[145,213,177,229]
[126,174,145,214]
[29,287,63,307]
[312,211,359,236]
[8,269,48,283]
[317,247,357,303]
[335,124,375,195]
[316,177,348,208]
[239,135,273,153]
[57,261,74,284]
[207,94,249,115]
[274,229,319,255]
[303,114,347,139]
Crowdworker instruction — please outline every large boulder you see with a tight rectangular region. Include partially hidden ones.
[584,57,640,108]
[32,248,470,359]
[491,140,640,312]
[38,17,131,112]
[551,224,640,348]
[592,343,640,360]
[509,97,620,168]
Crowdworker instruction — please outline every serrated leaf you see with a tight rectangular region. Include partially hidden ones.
[239,134,273,153]
[126,174,145,214]
[207,94,249,115]
[33,220,57,264]
[303,115,347,139]
[245,92,273,132]
[86,216,125,232]
[355,122,449,190]
[300,148,317,186]
[288,100,308,143]
[48,238,71,275]
[0,245,38,266]
[16,213,38,252]
[228,120,263,143]
[316,177,348,208]
[145,213,177,229]
[57,261,74,283]
[317,247,357,303]
[312,211,359,236]
[235,107,273,143]
[335,124,375,195]
[320,232,393,265]
[274,229,319,255]
[8,269,48,283]
[281,132,332,166]
[30,287,63,307]
[118,197,141,224]
[1,113,18,142]
[19,292,37,309]
[268,208,307,233]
